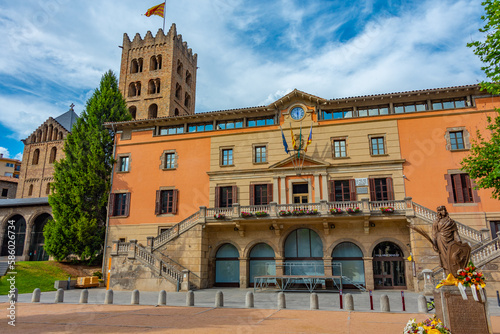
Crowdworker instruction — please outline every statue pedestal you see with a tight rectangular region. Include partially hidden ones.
[434,286,492,334]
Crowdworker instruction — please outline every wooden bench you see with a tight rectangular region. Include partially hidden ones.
[75,276,99,288]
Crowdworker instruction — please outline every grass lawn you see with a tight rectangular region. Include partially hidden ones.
[0,261,71,295]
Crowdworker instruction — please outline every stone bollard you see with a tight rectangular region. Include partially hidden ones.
[55,288,64,303]
[215,291,224,307]
[131,289,140,305]
[345,293,354,311]
[186,290,194,306]
[9,288,18,302]
[380,294,390,312]
[277,292,286,309]
[79,289,89,304]
[417,295,427,313]
[158,290,167,306]
[32,288,41,303]
[246,291,254,308]
[105,289,114,304]
[310,293,319,310]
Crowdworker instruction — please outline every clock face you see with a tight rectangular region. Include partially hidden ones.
[290,107,305,120]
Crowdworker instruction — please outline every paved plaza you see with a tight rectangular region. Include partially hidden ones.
[1,288,500,332]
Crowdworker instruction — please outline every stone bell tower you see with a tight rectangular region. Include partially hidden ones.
[118,23,197,120]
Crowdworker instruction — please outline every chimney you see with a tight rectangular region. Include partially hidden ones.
[0,153,3,158]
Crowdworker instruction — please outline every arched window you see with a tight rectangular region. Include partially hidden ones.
[184,93,191,108]
[48,124,53,141]
[155,79,161,93]
[53,128,58,141]
[284,228,323,275]
[31,135,36,143]
[42,125,48,142]
[157,55,162,70]
[58,132,63,140]
[372,241,406,289]
[0,215,26,256]
[32,149,40,165]
[177,60,183,76]
[215,243,239,287]
[49,147,57,163]
[136,82,141,96]
[29,213,51,261]
[148,104,158,119]
[186,71,192,85]
[46,182,51,195]
[174,108,179,116]
[28,184,34,196]
[332,242,365,286]
[37,130,42,143]
[128,82,136,97]
[175,84,181,99]
[148,80,156,94]
[249,243,275,285]
[138,58,143,72]
[129,106,137,120]
[130,59,143,73]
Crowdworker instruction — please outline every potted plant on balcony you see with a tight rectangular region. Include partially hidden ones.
[330,208,344,214]
[214,213,226,220]
[346,207,360,214]
[255,211,268,217]
[279,210,292,216]
[380,207,394,213]
[292,209,306,216]
[305,209,319,215]
[240,211,253,218]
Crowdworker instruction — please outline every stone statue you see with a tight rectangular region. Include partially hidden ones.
[432,206,471,277]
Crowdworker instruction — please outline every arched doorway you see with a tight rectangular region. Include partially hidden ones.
[1,215,26,256]
[332,242,365,287]
[215,244,240,287]
[249,243,275,286]
[29,213,51,261]
[372,241,406,289]
[284,228,323,275]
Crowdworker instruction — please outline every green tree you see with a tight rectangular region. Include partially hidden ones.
[45,70,131,262]
[462,0,500,199]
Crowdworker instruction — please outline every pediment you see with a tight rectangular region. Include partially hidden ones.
[269,153,330,170]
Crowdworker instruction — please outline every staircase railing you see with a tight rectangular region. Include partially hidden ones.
[132,243,183,286]
[412,202,486,244]
[153,211,201,250]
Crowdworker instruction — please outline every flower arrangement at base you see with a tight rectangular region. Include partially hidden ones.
[240,211,253,218]
[346,207,360,214]
[292,209,306,216]
[255,211,268,217]
[214,213,225,220]
[380,206,394,213]
[330,208,344,214]
[403,316,451,334]
[436,260,486,302]
[279,210,292,216]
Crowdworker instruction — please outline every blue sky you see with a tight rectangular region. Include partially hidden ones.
[0,0,487,160]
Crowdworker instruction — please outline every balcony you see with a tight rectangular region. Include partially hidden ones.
[204,198,410,222]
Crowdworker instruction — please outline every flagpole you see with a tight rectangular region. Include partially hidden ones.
[163,0,166,31]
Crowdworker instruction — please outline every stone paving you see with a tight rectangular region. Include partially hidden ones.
[1,288,499,333]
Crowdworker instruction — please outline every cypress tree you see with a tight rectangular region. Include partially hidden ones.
[45,70,131,263]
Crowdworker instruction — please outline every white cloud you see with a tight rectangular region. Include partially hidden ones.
[0,147,10,158]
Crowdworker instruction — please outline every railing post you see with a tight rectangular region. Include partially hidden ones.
[147,236,154,252]
[270,202,277,217]
[361,198,370,214]
[128,240,137,259]
[320,200,328,215]
[404,197,415,217]
[111,240,119,256]
[233,203,240,218]
[199,206,207,223]
[480,229,490,242]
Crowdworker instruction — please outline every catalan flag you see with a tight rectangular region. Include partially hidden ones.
[304,124,313,152]
[290,127,297,150]
[145,2,165,18]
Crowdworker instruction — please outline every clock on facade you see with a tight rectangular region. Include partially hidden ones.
[290,106,305,120]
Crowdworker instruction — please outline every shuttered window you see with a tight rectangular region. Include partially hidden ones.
[109,193,131,217]
[329,179,356,202]
[451,174,473,203]
[155,189,179,214]
[250,184,273,205]
[369,178,394,201]
[216,186,238,208]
